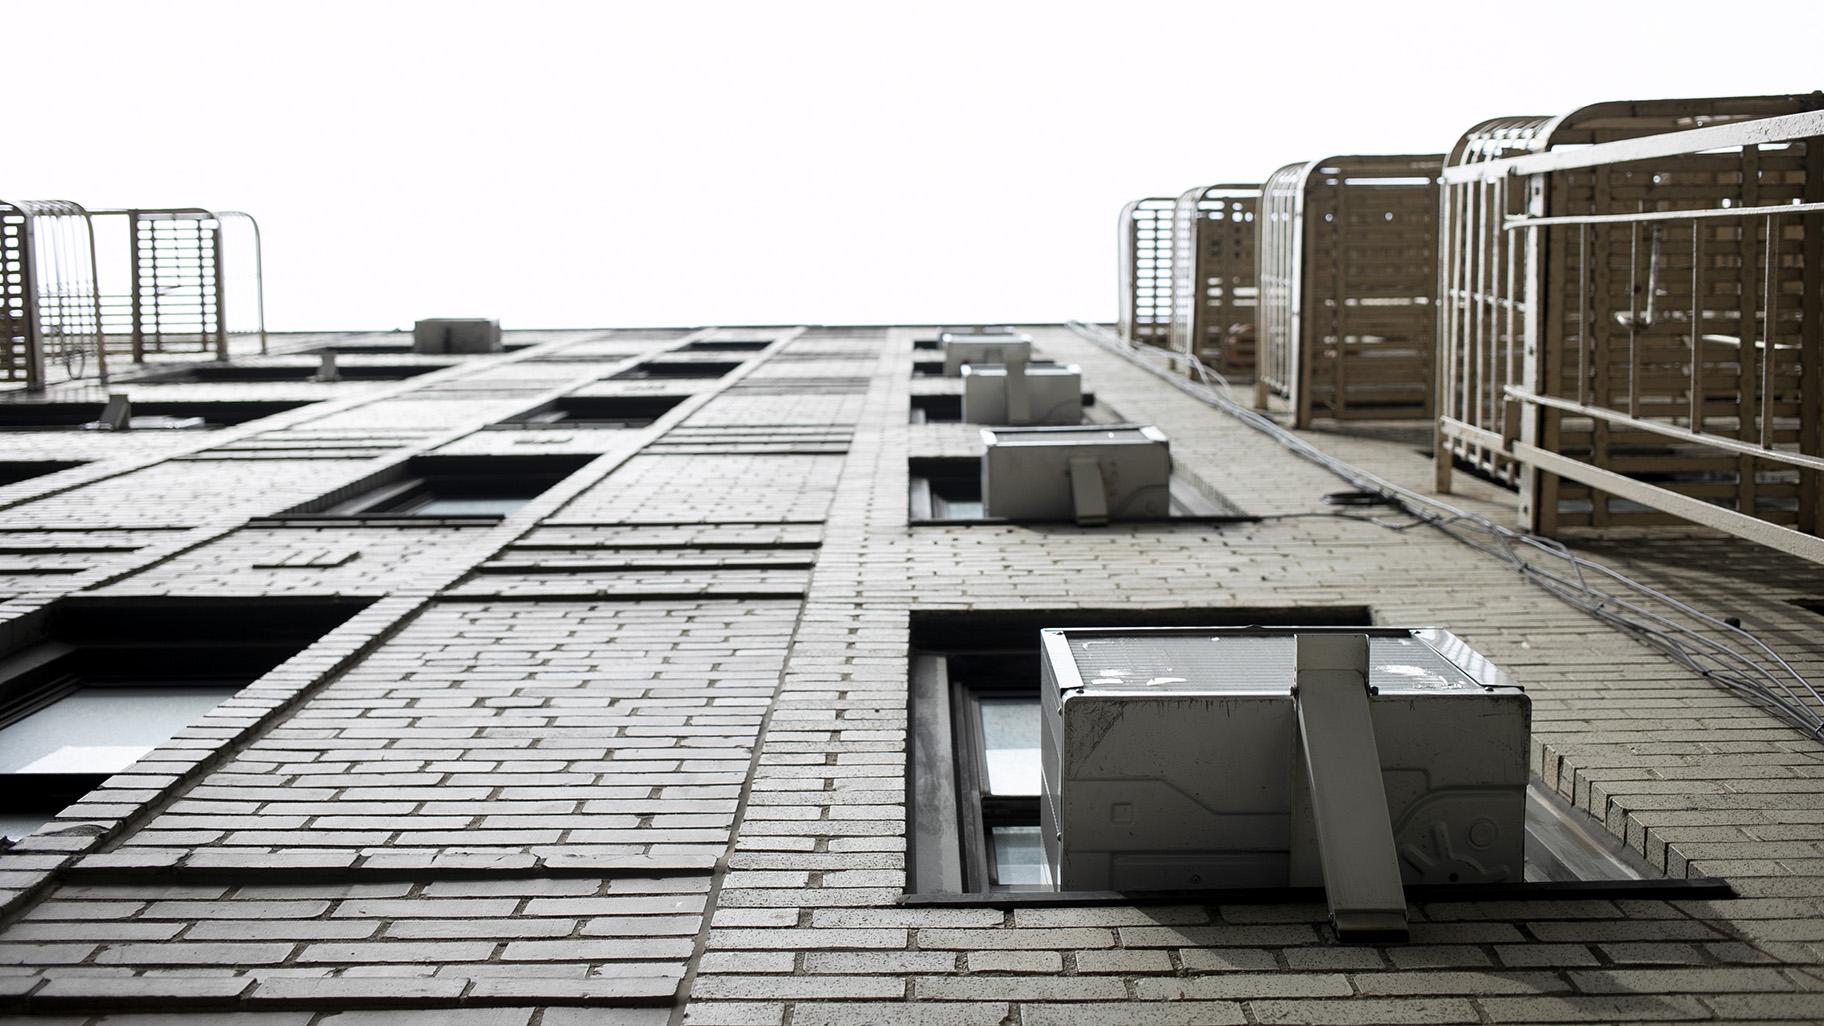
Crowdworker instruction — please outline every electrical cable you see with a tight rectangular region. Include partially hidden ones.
[1065,320,1824,743]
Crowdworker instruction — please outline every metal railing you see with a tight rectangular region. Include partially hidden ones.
[1438,95,1824,494]
[1168,183,1259,378]
[88,208,267,362]
[1116,197,1175,347]
[1437,105,1824,562]
[1254,155,1443,428]
[1,199,106,391]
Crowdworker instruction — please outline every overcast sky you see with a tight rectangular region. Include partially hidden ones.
[10,1,1823,331]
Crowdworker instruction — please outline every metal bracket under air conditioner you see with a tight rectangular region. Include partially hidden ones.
[1294,633,1410,942]
[1067,456,1108,526]
[1002,351,1032,425]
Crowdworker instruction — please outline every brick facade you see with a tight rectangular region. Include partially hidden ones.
[0,325,1820,1024]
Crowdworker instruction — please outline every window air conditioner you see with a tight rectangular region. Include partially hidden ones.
[980,425,1170,524]
[961,363,1083,426]
[1039,626,1529,940]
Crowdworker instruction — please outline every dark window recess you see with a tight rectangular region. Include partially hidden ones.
[0,462,82,488]
[908,458,984,521]
[909,457,1227,523]
[910,393,1099,425]
[912,338,942,351]
[912,360,945,378]
[312,343,414,355]
[910,608,1373,895]
[146,364,444,383]
[908,395,962,424]
[0,401,311,432]
[681,339,771,352]
[611,360,741,381]
[498,395,686,430]
[908,608,1672,901]
[0,597,369,845]
[291,454,593,520]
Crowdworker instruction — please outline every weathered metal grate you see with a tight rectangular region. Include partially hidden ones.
[1255,156,1442,427]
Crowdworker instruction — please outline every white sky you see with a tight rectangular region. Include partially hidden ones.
[9,0,1823,331]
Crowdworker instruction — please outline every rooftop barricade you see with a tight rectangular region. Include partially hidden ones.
[1168,183,1259,378]
[1435,96,1824,560]
[1,199,105,391]
[1116,197,1175,348]
[1255,156,1443,427]
[87,208,266,363]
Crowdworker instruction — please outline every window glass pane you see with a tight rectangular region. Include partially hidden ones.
[978,696,1041,795]
[990,824,1052,887]
[0,686,239,774]
[933,496,984,520]
[410,496,530,516]
[0,813,51,844]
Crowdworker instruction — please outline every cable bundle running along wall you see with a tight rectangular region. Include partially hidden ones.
[1065,320,1824,745]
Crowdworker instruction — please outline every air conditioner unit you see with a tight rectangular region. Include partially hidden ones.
[414,318,502,355]
[1039,626,1529,939]
[980,425,1170,525]
[942,332,1033,377]
[961,363,1083,426]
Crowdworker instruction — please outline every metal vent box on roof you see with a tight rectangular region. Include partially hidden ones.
[980,425,1170,521]
[1038,626,1530,892]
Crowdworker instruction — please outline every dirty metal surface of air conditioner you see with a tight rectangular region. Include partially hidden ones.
[941,331,1032,377]
[981,424,1170,524]
[961,363,1083,426]
[1039,626,1528,936]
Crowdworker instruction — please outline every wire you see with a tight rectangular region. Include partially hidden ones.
[1065,320,1824,743]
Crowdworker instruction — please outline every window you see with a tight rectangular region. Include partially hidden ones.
[682,339,771,352]
[0,462,82,487]
[287,454,593,520]
[911,391,1098,425]
[611,360,741,380]
[0,401,310,431]
[908,395,961,424]
[0,598,368,844]
[908,458,983,521]
[909,608,1373,895]
[498,395,685,430]
[148,363,444,383]
[909,609,1681,901]
[908,457,1233,523]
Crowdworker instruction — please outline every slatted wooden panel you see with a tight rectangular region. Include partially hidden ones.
[1117,198,1175,347]
[1168,184,1259,378]
[1436,95,1824,541]
[1256,156,1441,427]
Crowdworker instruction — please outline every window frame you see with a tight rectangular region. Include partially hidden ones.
[907,457,1237,524]
[905,611,1720,907]
[285,455,593,521]
[496,395,686,430]
[0,597,370,844]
